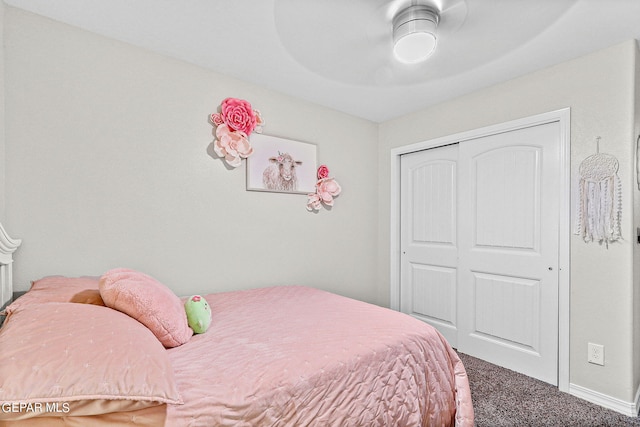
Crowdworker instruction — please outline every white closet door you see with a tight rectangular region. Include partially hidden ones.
[400,144,459,346]
[457,122,560,385]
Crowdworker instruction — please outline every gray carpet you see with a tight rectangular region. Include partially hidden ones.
[458,352,640,426]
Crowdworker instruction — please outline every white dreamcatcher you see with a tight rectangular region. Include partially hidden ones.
[574,137,622,247]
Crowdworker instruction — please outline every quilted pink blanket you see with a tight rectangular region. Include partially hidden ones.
[167,286,474,426]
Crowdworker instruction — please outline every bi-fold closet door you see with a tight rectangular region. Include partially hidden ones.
[400,122,560,385]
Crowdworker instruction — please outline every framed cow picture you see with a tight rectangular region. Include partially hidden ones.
[246,134,317,194]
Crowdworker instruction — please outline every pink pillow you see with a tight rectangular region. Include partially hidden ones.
[99,268,193,348]
[3,276,101,315]
[0,302,182,420]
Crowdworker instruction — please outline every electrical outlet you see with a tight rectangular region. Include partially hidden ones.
[588,343,604,366]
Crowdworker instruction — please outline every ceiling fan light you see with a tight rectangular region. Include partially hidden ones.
[392,5,439,64]
[394,32,437,63]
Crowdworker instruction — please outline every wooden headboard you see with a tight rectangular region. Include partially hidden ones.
[0,222,22,308]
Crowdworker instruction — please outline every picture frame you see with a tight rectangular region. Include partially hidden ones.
[636,134,640,190]
[247,134,317,194]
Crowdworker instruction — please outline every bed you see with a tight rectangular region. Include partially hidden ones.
[0,226,474,426]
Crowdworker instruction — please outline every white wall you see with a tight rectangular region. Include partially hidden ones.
[3,8,380,304]
[378,40,638,404]
[633,41,640,408]
[0,0,5,220]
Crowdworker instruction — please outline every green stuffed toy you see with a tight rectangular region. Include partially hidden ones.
[185,295,212,334]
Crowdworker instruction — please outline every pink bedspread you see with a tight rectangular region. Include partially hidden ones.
[167,286,474,426]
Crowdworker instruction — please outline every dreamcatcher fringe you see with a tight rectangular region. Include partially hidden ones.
[574,174,622,247]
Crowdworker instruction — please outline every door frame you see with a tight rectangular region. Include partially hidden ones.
[389,108,571,392]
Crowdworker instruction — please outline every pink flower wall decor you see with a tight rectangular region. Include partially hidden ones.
[317,164,329,180]
[307,165,342,212]
[210,97,264,168]
[214,124,254,168]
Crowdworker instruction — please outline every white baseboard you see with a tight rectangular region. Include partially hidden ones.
[569,383,640,417]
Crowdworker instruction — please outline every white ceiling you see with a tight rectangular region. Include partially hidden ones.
[5,0,640,122]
